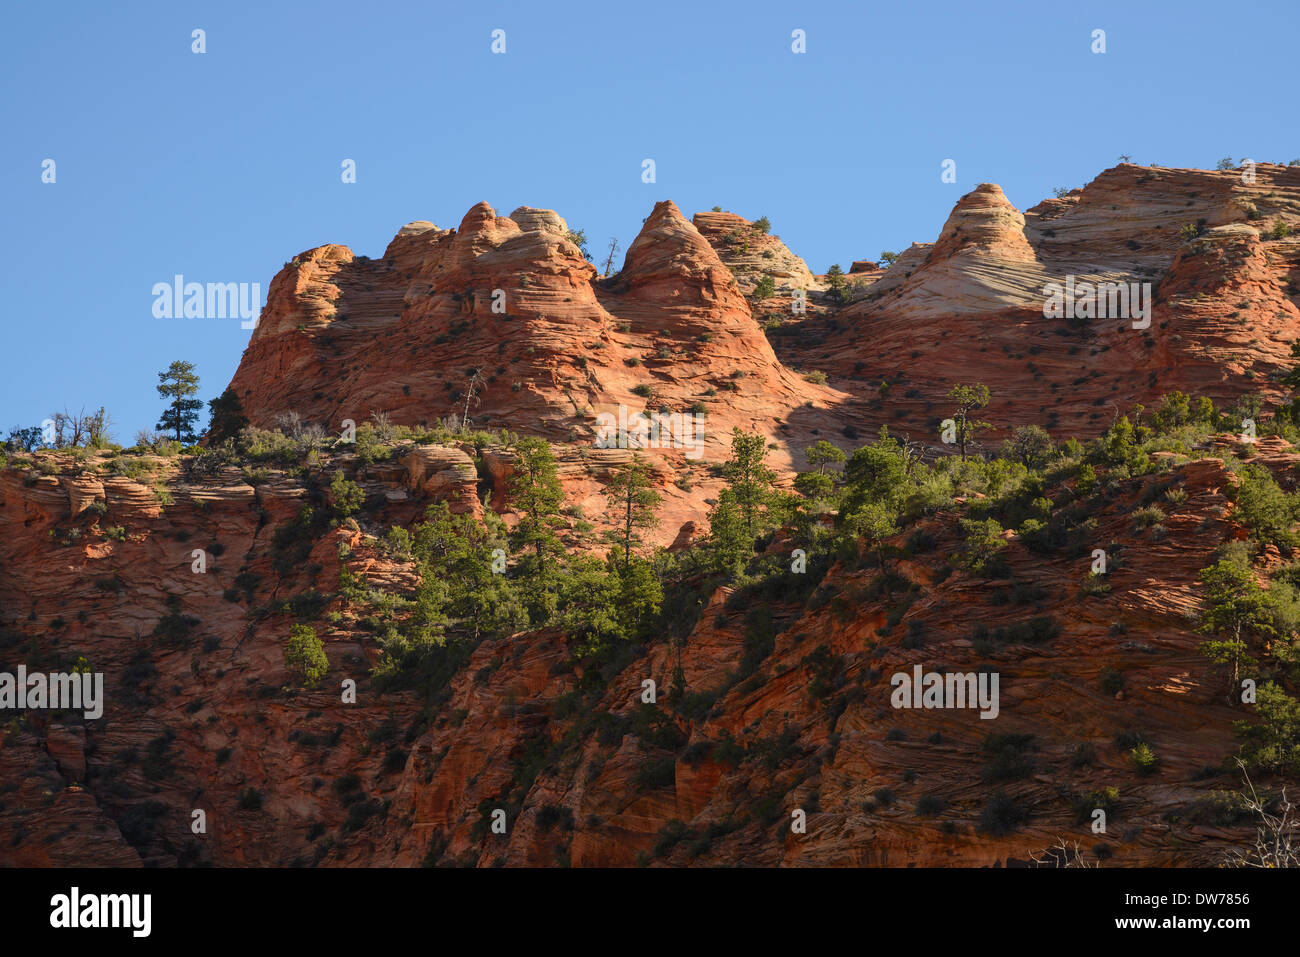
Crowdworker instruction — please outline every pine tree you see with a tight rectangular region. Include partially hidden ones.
[602,236,621,277]
[1002,425,1055,469]
[706,490,749,574]
[793,470,835,502]
[411,503,527,641]
[328,471,365,518]
[958,517,1008,575]
[606,453,661,568]
[846,502,898,574]
[566,228,592,261]
[841,426,911,517]
[1198,558,1270,705]
[206,388,248,444]
[156,360,202,444]
[707,429,777,572]
[1237,683,1300,772]
[458,368,487,433]
[508,437,565,611]
[793,440,846,506]
[825,263,847,302]
[1276,344,1300,427]
[285,624,328,688]
[722,428,776,543]
[804,440,846,475]
[554,555,625,649]
[946,383,991,461]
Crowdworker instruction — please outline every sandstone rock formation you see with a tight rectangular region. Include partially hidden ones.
[0,441,1280,867]
[785,164,1300,445]
[3,161,1299,869]
[691,210,816,294]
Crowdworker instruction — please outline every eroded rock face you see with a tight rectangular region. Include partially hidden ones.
[348,451,1297,867]
[0,445,1269,867]
[847,183,1051,321]
[397,446,482,517]
[777,163,1300,445]
[224,199,846,481]
[46,723,86,781]
[223,164,1300,484]
[691,210,816,293]
[865,242,932,296]
[0,447,472,866]
[508,206,569,236]
[4,162,1300,868]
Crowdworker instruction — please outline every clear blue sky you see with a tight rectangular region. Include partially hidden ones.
[2,0,1296,440]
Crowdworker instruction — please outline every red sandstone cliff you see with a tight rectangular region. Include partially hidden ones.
[3,162,1299,867]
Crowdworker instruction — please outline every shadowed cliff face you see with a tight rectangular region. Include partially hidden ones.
[0,441,1281,866]
[2,162,1299,867]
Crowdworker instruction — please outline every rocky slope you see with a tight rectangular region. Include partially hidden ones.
[0,437,1282,866]
[780,163,1300,445]
[3,162,1299,867]
[690,210,817,295]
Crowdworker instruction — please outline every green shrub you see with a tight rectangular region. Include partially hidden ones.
[958,518,1008,576]
[1132,505,1165,529]
[981,733,1036,782]
[285,624,328,688]
[653,819,689,857]
[1235,681,1300,772]
[329,471,365,519]
[270,507,328,576]
[383,526,412,558]
[1076,464,1097,496]
[1185,790,1251,826]
[352,425,393,465]
[1072,786,1119,824]
[1081,571,1110,596]
[977,791,1028,835]
[869,787,896,808]
[342,799,383,833]
[1231,464,1299,548]
[1128,742,1160,775]
[915,794,948,817]
[151,598,199,648]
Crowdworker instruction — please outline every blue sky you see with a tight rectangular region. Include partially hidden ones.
[2,0,1296,439]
